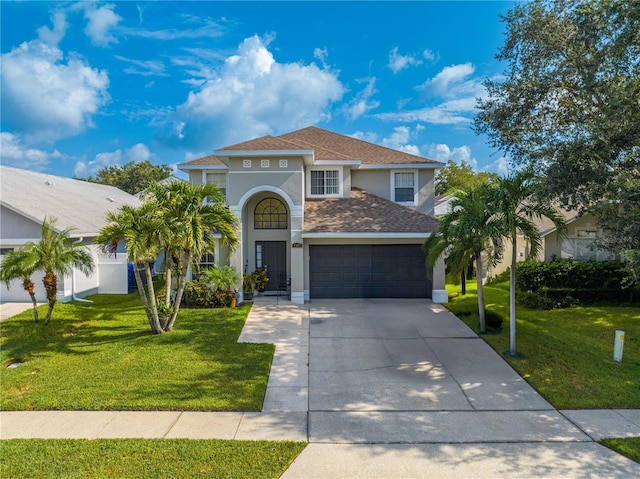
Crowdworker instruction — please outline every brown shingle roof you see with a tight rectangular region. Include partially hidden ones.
[180,154,225,167]
[304,188,439,234]
[280,126,439,165]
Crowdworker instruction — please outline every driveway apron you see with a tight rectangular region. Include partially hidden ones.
[307,299,585,444]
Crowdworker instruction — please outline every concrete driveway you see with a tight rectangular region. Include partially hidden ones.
[307,298,582,444]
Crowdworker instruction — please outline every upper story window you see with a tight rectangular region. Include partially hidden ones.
[310,170,340,196]
[255,197,288,229]
[206,172,227,197]
[392,171,417,204]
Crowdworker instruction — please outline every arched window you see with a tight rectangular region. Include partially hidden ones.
[254,197,288,229]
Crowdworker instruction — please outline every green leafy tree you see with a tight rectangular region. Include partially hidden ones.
[475,0,640,266]
[423,185,504,332]
[435,159,498,196]
[491,171,567,356]
[84,160,173,195]
[0,248,40,322]
[97,181,239,333]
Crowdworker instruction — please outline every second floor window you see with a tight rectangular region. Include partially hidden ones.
[393,171,416,203]
[206,172,226,197]
[311,170,339,195]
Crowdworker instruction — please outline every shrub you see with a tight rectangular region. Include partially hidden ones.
[517,291,555,310]
[484,310,504,330]
[251,269,269,291]
[184,281,213,308]
[212,288,235,308]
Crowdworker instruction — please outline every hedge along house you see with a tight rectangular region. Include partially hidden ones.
[0,165,142,302]
[178,126,446,304]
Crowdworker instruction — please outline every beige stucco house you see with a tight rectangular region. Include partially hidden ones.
[0,166,141,302]
[179,126,447,304]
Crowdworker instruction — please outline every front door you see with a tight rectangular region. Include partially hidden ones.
[256,241,287,292]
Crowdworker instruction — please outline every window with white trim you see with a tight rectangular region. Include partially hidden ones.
[392,171,416,204]
[205,172,226,197]
[310,170,340,195]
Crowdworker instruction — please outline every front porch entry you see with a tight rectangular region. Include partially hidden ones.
[256,241,287,293]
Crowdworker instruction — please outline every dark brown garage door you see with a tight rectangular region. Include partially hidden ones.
[309,244,431,299]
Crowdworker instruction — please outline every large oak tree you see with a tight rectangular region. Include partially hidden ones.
[475,0,640,272]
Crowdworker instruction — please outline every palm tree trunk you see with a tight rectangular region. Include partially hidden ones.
[23,278,39,323]
[132,263,153,328]
[165,253,190,332]
[476,254,486,333]
[164,248,172,306]
[144,264,163,334]
[510,236,518,356]
[43,271,57,325]
[461,268,467,295]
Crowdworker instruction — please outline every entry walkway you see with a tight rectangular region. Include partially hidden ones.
[1,298,639,477]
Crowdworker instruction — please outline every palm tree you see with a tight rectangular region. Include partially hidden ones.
[145,181,239,331]
[492,170,567,356]
[423,185,504,332]
[0,248,40,322]
[96,203,165,333]
[97,181,239,333]
[30,217,95,324]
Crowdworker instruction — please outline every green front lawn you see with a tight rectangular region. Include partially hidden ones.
[446,281,640,409]
[0,292,274,411]
[1,439,306,479]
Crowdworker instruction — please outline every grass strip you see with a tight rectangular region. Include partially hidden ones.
[1,293,273,411]
[446,281,640,409]
[599,437,640,464]
[1,438,306,479]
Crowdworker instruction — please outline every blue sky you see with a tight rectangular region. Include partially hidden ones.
[1,1,515,180]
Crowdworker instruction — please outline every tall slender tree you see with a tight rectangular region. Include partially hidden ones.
[96,203,165,333]
[491,171,567,356]
[423,185,504,332]
[0,248,40,322]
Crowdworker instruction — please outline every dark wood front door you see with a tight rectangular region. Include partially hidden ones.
[256,241,287,292]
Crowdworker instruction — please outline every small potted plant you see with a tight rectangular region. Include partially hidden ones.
[243,274,256,301]
[252,269,269,292]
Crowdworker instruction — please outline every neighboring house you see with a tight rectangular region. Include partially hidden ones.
[0,166,141,302]
[178,126,447,304]
[488,208,616,278]
[434,194,455,217]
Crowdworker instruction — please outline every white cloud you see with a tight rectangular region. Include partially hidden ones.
[164,35,344,148]
[74,143,156,177]
[485,156,512,176]
[36,11,68,45]
[314,47,329,67]
[352,126,422,156]
[376,62,486,126]
[80,3,122,47]
[426,143,478,170]
[388,47,422,74]
[115,55,167,76]
[422,49,437,62]
[381,126,421,155]
[0,132,61,170]
[345,77,379,120]
[1,36,109,142]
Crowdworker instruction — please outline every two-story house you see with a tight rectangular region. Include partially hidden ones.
[178,126,446,304]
